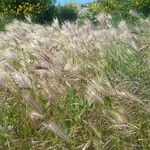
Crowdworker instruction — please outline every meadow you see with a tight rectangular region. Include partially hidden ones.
[0,13,150,149]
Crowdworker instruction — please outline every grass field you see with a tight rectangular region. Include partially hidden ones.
[0,14,150,149]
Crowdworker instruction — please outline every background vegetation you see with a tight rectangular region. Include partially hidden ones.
[55,3,79,25]
[0,0,150,149]
[0,0,150,28]
[88,0,150,25]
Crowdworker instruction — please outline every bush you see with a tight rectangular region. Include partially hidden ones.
[0,0,55,24]
[55,3,79,24]
[88,0,132,25]
[88,0,150,25]
[89,0,118,14]
[110,1,139,26]
[132,0,150,17]
[0,14,13,31]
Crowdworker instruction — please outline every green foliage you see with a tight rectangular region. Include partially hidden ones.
[105,43,150,99]
[0,15,13,31]
[89,0,118,13]
[132,0,150,17]
[111,1,139,26]
[88,0,150,25]
[0,1,79,24]
[55,3,79,24]
[0,0,55,23]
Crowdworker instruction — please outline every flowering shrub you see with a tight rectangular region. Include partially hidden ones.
[3,2,42,16]
[88,0,150,18]
[1,0,55,23]
[89,0,118,14]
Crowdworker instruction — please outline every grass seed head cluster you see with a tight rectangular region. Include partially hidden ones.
[0,14,150,149]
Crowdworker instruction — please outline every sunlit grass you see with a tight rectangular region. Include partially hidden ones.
[0,14,150,149]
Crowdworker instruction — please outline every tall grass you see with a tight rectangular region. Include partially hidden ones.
[0,14,150,149]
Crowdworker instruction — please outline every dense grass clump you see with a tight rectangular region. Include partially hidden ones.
[0,14,150,149]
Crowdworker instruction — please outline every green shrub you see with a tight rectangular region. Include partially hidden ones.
[0,0,55,24]
[55,3,79,24]
[0,15,13,31]
[110,1,139,26]
[132,0,150,17]
[89,0,118,14]
[88,0,149,26]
